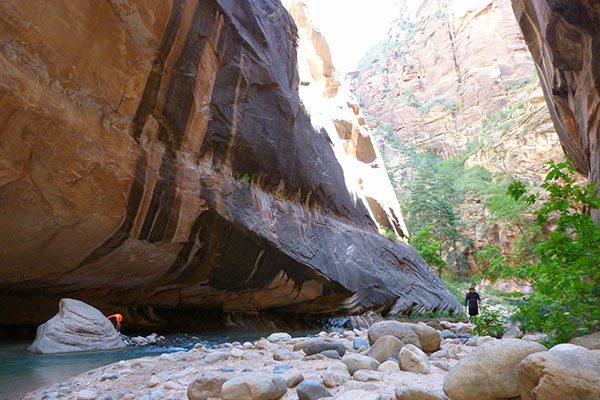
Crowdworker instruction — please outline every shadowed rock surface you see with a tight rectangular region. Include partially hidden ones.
[0,0,460,329]
[512,0,600,223]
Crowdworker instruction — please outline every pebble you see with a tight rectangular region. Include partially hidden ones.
[286,371,304,388]
[100,372,119,381]
[353,369,382,382]
[242,341,253,349]
[272,364,293,374]
[320,349,341,359]
[378,360,400,373]
[203,351,229,363]
[267,332,292,342]
[147,376,160,388]
[229,347,244,358]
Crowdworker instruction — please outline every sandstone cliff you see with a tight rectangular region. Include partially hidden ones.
[351,0,563,184]
[512,0,600,224]
[0,0,459,329]
[349,0,565,264]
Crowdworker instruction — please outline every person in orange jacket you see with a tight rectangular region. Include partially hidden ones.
[107,313,123,331]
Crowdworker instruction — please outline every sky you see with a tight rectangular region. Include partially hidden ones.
[300,0,403,74]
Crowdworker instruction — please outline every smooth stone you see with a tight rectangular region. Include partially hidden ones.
[502,325,523,339]
[221,373,287,400]
[203,351,229,364]
[395,386,448,400]
[443,339,547,400]
[267,332,292,343]
[367,335,404,363]
[187,374,227,400]
[518,345,600,400]
[100,372,119,381]
[285,371,304,388]
[342,353,380,375]
[322,363,350,387]
[569,332,600,350]
[403,323,442,352]
[399,344,430,374]
[378,360,401,373]
[320,349,341,359]
[368,321,421,349]
[440,331,456,339]
[296,379,332,400]
[272,364,292,374]
[353,369,382,382]
[242,342,253,349]
[149,388,164,400]
[273,349,302,361]
[230,347,244,358]
[303,339,346,357]
[431,361,450,371]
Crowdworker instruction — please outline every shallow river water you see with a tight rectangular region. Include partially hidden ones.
[0,332,277,400]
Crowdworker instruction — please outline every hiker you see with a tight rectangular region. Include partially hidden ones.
[107,313,123,331]
[465,287,481,320]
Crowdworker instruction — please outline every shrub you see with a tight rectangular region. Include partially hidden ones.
[472,309,505,338]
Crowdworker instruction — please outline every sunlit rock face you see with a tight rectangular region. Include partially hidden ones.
[351,0,563,184]
[512,0,600,223]
[0,0,459,329]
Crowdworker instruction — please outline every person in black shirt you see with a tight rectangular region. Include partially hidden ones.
[465,287,481,320]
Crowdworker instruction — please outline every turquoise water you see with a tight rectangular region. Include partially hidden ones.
[0,332,273,400]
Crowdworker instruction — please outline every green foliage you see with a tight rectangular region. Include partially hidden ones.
[410,226,446,277]
[381,227,398,241]
[473,244,508,282]
[472,309,506,338]
[239,173,251,183]
[508,160,600,345]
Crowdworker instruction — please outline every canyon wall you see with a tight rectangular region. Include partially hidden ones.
[350,0,565,260]
[0,0,459,329]
[512,0,600,224]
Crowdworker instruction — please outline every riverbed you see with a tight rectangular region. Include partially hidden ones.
[0,332,276,399]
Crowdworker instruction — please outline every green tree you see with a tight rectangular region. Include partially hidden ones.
[473,244,508,282]
[508,160,600,345]
[410,226,446,277]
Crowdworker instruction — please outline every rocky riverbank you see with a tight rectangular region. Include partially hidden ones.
[23,321,600,400]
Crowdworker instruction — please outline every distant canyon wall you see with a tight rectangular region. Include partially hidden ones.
[0,0,459,329]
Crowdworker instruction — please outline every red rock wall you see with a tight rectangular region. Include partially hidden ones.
[512,0,600,222]
[0,0,459,328]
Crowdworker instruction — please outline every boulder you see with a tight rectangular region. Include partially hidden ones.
[187,374,227,400]
[518,346,600,400]
[368,321,421,348]
[443,339,547,400]
[221,373,287,400]
[27,299,125,354]
[296,379,332,400]
[342,353,380,375]
[403,323,441,352]
[502,325,524,339]
[399,344,430,374]
[395,386,448,400]
[304,339,347,357]
[367,335,405,363]
[569,332,600,350]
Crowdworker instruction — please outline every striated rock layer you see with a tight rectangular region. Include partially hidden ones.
[512,0,600,224]
[0,0,459,329]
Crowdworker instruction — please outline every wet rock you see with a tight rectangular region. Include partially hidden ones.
[367,335,405,363]
[28,299,125,354]
[443,339,547,400]
[322,363,350,387]
[518,345,600,400]
[400,344,430,374]
[304,339,346,357]
[296,379,332,400]
[221,373,287,400]
[342,354,380,375]
[187,373,227,399]
[368,321,421,348]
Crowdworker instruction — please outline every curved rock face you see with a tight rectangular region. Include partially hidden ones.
[0,0,459,329]
[512,0,600,223]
